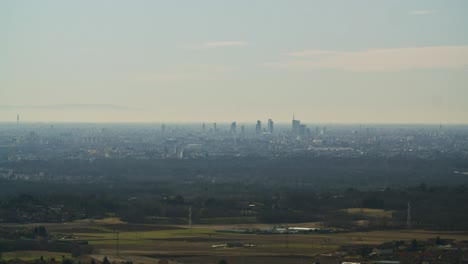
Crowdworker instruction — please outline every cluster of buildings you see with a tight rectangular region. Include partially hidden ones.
[216,226,333,235]
[0,119,467,163]
[319,238,468,264]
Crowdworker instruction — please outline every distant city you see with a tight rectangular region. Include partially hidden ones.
[1,115,467,167]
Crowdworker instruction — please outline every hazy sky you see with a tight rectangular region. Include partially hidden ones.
[1,0,468,123]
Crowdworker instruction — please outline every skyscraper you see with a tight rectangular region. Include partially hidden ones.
[292,114,301,134]
[256,120,262,134]
[292,114,307,135]
[267,119,274,134]
[230,122,237,134]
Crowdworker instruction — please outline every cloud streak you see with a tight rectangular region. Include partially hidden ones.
[203,41,248,48]
[264,46,468,72]
[409,10,438,15]
[135,64,236,82]
[183,41,249,50]
[0,104,139,111]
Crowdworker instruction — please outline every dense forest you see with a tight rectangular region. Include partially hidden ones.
[2,156,468,186]
[1,157,468,230]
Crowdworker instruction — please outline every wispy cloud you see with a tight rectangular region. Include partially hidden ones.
[409,10,438,15]
[203,41,248,48]
[183,41,249,50]
[288,50,339,57]
[137,73,220,82]
[0,104,139,111]
[135,64,236,82]
[264,46,468,72]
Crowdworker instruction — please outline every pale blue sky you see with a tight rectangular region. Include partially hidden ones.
[1,0,468,123]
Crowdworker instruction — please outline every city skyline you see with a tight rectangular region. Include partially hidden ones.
[2,1,468,123]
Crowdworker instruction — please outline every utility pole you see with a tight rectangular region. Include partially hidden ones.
[188,206,192,228]
[406,202,411,230]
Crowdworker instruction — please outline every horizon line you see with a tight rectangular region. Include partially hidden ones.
[1,121,467,126]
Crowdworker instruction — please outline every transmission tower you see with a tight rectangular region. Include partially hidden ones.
[188,206,192,228]
[406,202,411,229]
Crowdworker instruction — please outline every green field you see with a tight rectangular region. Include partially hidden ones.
[4,218,468,264]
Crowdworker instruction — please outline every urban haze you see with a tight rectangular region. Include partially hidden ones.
[1,1,468,264]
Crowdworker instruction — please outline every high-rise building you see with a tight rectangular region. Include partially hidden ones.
[292,114,301,134]
[292,114,307,135]
[230,122,237,134]
[202,123,206,133]
[267,119,274,134]
[300,124,307,135]
[255,120,262,134]
[16,114,19,125]
[213,122,217,133]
